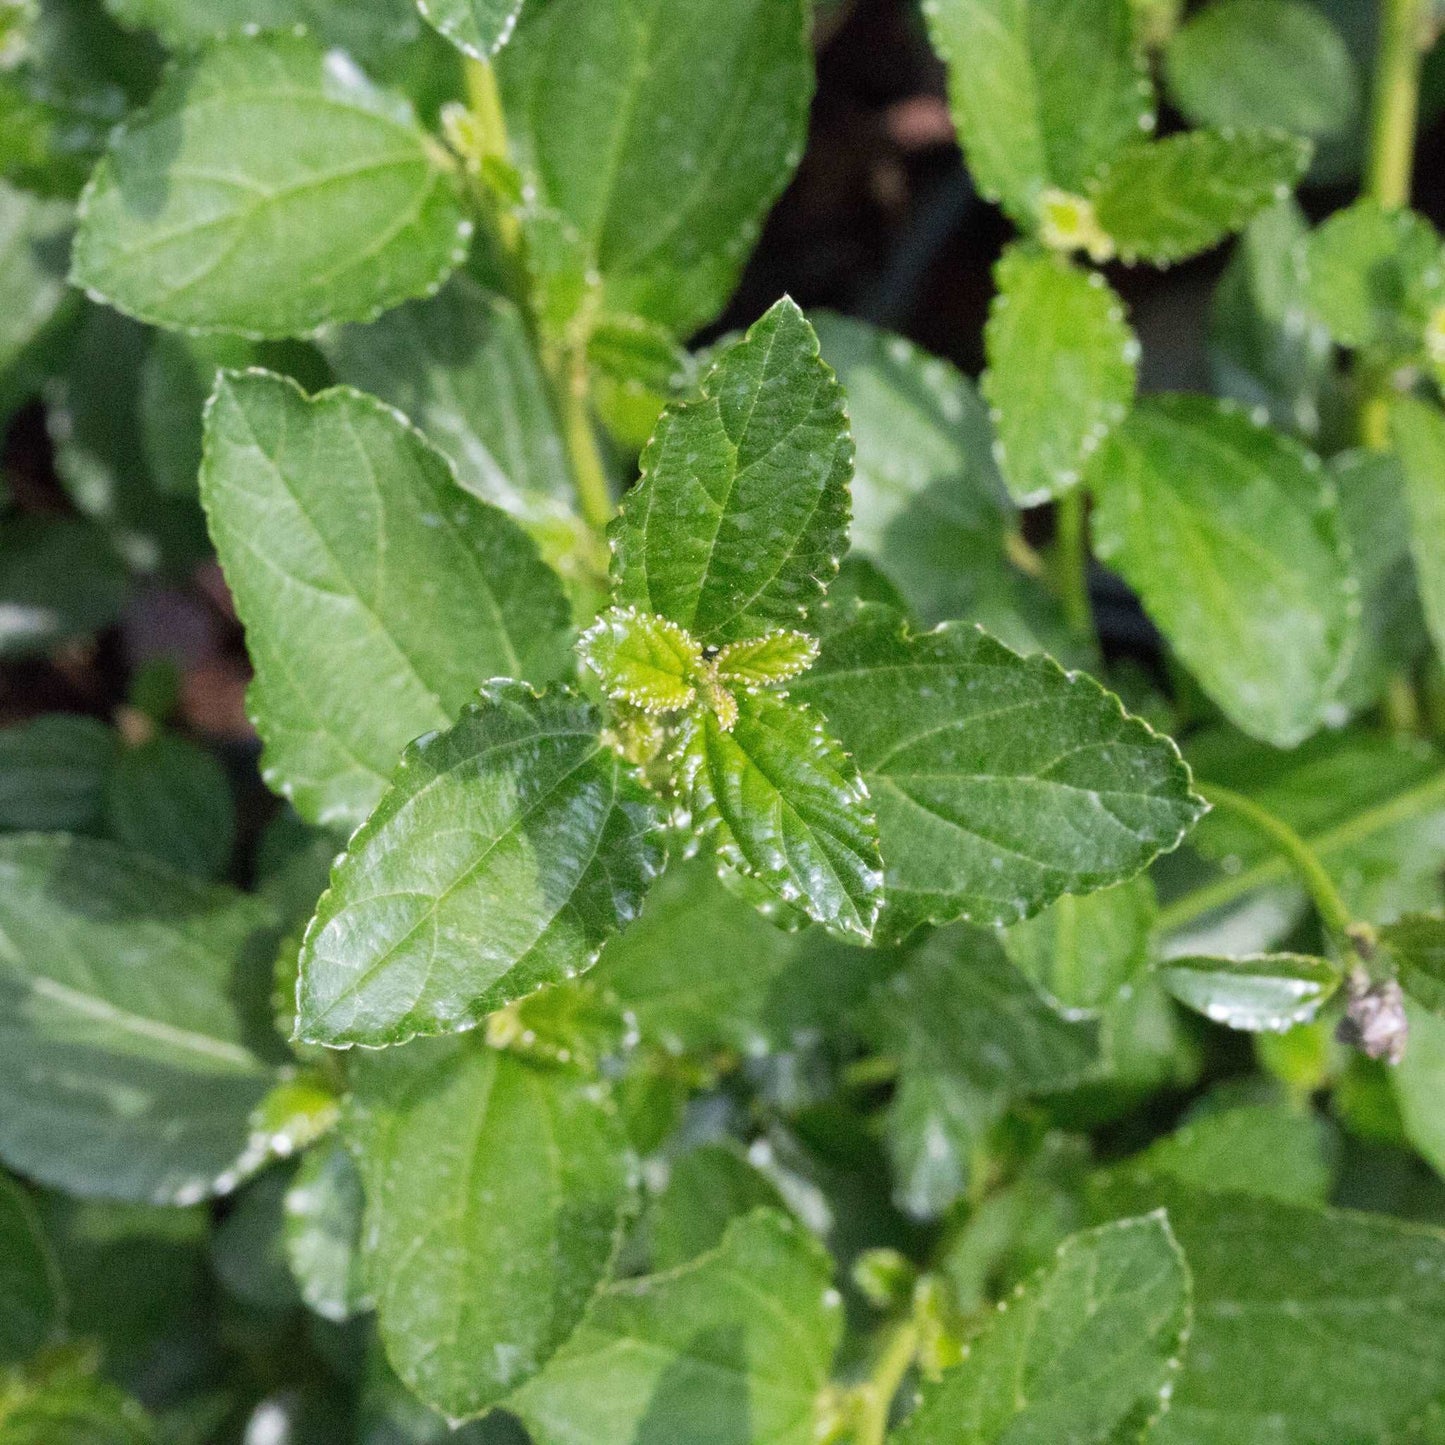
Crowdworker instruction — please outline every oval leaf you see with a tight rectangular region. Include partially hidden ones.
[296,683,665,1048]
[347,1039,633,1420]
[72,34,470,337]
[1091,396,1357,748]
[789,605,1204,938]
[200,370,571,829]
[1160,951,1341,1031]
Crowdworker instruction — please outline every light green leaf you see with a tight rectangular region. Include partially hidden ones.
[1209,198,1332,439]
[0,180,73,412]
[679,691,883,941]
[71,33,470,338]
[1393,1001,1445,1178]
[1088,1181,1445,1443]
[790,605,1203,938]
[894,1215,1190,1445]
[1304,199,1444,353]
[347,1039,633,1419]
[812,312,1036,633]
[1380,915,1445,1015]
[104,735,235,881]
[417,0,523,57]
[0,715,117,834]
[1090,396,1357,748]
[1102,1097,1333,1204]
[866,928,1101,1218]
[589,856,801,1058]
[0,517,129,659]
[578,607,703,713]
[1160,952,1341,1032]
[1091,129,1311,265]
[102,0,423,62]
[612,299,852,645]
[715,630,819,689]
[1331,448,1428,713]
[0,1171,63,1365]
[984,243,1137,505]
[511,1208,842,1445]
[296,682,665,1048]
[1390,395,1445,665]
[319,274,579,549]
[1165,0,1358,141]
[1002,873,1157,1019]
[496,0,812,335]
[0,834,278,1204]
[282,1137,373,1323]
[922,0,1152,228]
[201,369,571,829]
[0,1362,158,1444]
[648,1141,788,1270]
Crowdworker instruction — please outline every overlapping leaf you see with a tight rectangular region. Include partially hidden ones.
[296,682,664,1048]
[1160,952,1341,1032]
[72,34,470,337]
[201,370,571,829]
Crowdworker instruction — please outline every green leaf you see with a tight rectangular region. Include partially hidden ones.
[0,1362,158,1444]
[102,0,423,63]
[496,0,812,335]
[1102,1097,1334,1204]
[648,1141,788,1271]
[71,33,470,338]
[714,630,819,689]
[679,690,883,941]
[296,682,664,1048]
[211,1164,301,1313]
[894,1215,1190,1445]
[347,1039,633,1419]
[811,313,1034,631]
[319,275,579,548]
[1331,448,1428,713]
[1002,873,1157,1019]
[1088,1182,1445,1443]
[282,1137,373,1324]
[578,607,703,713]
[868,928,1100,1218]
[1304,199,1444,353]
[1091,129,1311,265]
[589,856,800,1058]
[1209,198,1332,439]
[201,370,571,829]
[984,243,1137,505]
[1090,396,1357,748]
[417,0,523,57]
[0,180,73,413]
[0,834,278,1204]
[1380,915,1445,1015]
[790,605,1203,938]
[0,1172,63,1365]
[1160,952,1342,1032]
[922,0,1153,228]
[1392,1001,1445,1178]
[0,517,129,659]
[1165,0,1358,141]
[612,299,851,646]
[511,1209,841,1445]
[1390,395,1445,666]
[104,735,236,881]
[0,715,117,833]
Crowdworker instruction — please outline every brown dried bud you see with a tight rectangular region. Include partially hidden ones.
[1336,972,1409,1066]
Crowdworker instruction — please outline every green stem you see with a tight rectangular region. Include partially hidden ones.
[1367,0,1426,211]
[560,347,615,533]
[1054,489,1092,639]
[1159,770,1445,935]
[852,1320,919,1445]
[463,57,508,161]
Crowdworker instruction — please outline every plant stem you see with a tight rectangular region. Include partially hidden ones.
[560,347,615,533]
[1195,783,1356,941]
[852,1319,919,1445]
[1054,489,1092,639]
[1367,0,1426,211]
[1159,769,1445,935]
